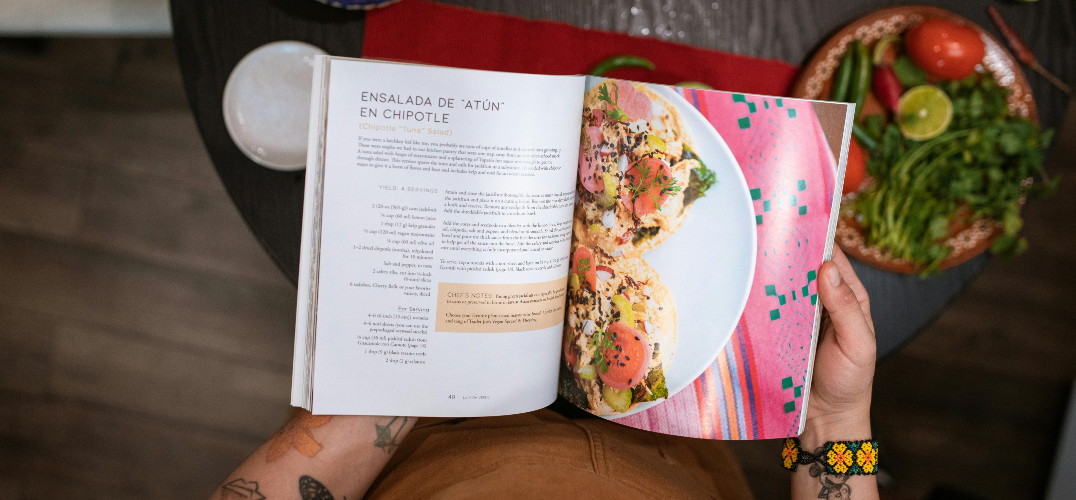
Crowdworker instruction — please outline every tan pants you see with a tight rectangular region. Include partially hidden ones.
[367,409,754,500]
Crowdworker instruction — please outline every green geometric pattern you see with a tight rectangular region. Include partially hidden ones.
[782,376,804,414]
[752,179,808,225]
[765,268,819,323]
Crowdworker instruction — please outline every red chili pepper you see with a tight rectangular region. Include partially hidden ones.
[987,6,1035,65]
[872,65,903,112]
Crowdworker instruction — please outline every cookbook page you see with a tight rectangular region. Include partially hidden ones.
[295,57,584,416]
[560,77,852,440]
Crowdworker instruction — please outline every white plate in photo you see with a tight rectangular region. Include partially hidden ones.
[223,40,326,171]
[583,80,757,420]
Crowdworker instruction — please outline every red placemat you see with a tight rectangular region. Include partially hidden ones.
[363,0,798,96]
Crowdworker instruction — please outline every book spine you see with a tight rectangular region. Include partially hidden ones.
[290,55,332,410]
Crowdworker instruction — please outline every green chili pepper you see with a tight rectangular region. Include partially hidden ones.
[831,42,856,102]
[588,55,656,76]
[851,41,872,120]
[676,81,714,89]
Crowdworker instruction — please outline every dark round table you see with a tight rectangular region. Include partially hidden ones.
[169,0,1073,359]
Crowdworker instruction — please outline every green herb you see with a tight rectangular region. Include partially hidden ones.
[854,74,1057,275]
[596,83,630,123]
[577,257,591,274]
[640,366,668,402]
[590,329,615,374]
[681,144,718,207]
[626,159,682,210]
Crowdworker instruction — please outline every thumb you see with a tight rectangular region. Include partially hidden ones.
[818,261,875,364]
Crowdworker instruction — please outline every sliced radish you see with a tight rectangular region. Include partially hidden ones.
[598,321,652,390]
[582,320,596,336]
[618,154,629,173]
[571,247,597,292]
[596,265,615,282]
[625,157,674,215]
[599,145,614,158]
[577,126,604,193]
[612,81,652,122]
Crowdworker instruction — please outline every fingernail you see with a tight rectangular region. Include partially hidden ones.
[828,266,842,287]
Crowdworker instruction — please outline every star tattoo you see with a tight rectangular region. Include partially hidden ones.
[373,416,408,453]
[265,411,333,462]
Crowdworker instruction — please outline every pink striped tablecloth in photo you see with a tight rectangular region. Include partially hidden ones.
[617,91,839,440]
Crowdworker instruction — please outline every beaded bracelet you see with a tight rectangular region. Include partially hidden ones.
[781,437,879,475]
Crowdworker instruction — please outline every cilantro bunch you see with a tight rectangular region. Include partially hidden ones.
[855,75,1057,275]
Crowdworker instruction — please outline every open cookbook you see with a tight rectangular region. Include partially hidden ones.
[292,55,853,440]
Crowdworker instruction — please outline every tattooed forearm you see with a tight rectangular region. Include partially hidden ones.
[373,416,409,453]
[266,412,333,462]
[299,475,339,500]
[808,447,851,499]
[218,478,266,500]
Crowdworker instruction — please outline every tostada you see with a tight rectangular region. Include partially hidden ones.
[560,242,677,415]
[575,79,716,257]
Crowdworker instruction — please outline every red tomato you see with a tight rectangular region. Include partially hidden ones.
[598,321,652,390]
[571,246,597,292]
[624,157,674,215]
[844,138,868,195]
[905,18,985,80]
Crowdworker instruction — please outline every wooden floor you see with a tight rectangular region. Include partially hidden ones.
[0,39,1072,500]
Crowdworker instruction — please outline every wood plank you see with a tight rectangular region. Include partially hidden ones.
[0,141,88,241]
[0,231,296,368]
[49,320,290,436]
[0,304,56,395]
[0,391,265,500]
[76,158,289,285]
[872,356,1068,500]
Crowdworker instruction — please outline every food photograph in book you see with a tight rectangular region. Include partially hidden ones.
[560,78,851,440]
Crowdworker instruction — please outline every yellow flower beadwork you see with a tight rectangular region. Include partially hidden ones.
[827,443,854,474]
[782,438,800,469]
[856,441,878,474]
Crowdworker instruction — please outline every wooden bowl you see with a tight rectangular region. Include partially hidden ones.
[790,5,1037,274]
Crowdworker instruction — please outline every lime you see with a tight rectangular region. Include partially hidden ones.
[897,85,953,141]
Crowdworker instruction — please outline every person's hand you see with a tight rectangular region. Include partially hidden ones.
[802,246,876,447]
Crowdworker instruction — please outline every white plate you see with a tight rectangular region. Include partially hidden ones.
[222,41,327,171]
[583,81,757,420]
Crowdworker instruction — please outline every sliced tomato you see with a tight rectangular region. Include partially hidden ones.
[572,246,597,292]
[625,157,674,215]
[598,321,652,390]
[578,125,605,193]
